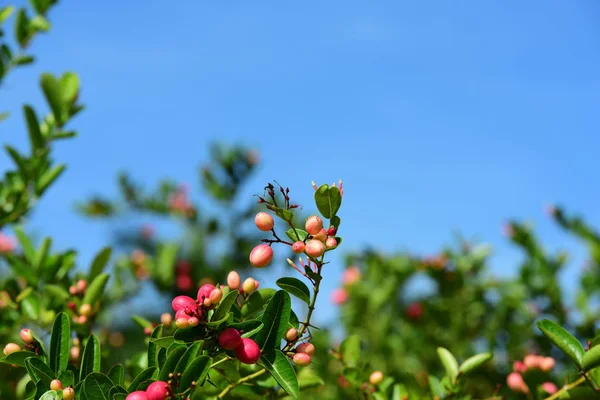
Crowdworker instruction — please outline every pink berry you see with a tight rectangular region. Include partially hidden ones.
[539,357,555,372]
[513,360,526,373]
[146,381,170,400]
[325,237,337,249]
[523,354,540,370]
[254,212,275,231]
[227,271,241,290]
[293,352,311,367]
[541,382,558,394]
[197,284,216,303]
[126,391,148,400]
[285,328,298,341]
[507,372,528,393]
[76,279,87,293]
[50,379,62,391]
[313,229,327,242]
[296,342,315,356]
[219,328,242,350]
[292,241,305,254]
[342,266,361,286]
[249,244,273,268]
[209,288,223,304]
[171,295,196,312]
[305,216,323,235]
[62,387,75,400]
[234,338,261,364]
[369,371,384,385]
[3,343,21,356]
[160,313,172,326]
[20,329,33,344]
[188,317,200,327]
[331,288,348,305]
[305,240,325,258]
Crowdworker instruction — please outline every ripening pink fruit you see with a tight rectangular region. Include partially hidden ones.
[227,271,241,289]
[126,391,148,400]
[513,360,526,373]
[171,295,196,312]
[254,212,275,231]
[76,279,87,293]
[293,352,311,367]
[20,329,33,344]
[175,318,189,329]
[541,382,558,394]
[234,338,261,364]
[50,379,63,391]
[523,354,540,370]
[285,328,298,341]
[197,284,216,303]
[342,266,361,286]
[296,342,315,356]
[305,216,323,235]
[539,357,555,372]
[69,346,80,362]
[160,313,172,326]
[209,288,223,304]
[331,288,349,305]
[249,244,273,268]
[507,372,528,393]
[292,241,305,254]
[313,229,327,243]
[3,343,21,356]
[146,381,170,400]
[219,328,242,350]
[325,237,337,249]
[62,387,75,400]
[369,371,384,385]
[188,317,200,327]
[69,286,77,295]
[305,240,325,258]
[242,278,257,294]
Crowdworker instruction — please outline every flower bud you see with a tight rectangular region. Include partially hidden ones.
[507,372,528,393]
[227,271,241,290]
[79,303,92,317]
[293,352,311,367]
[255,212,275,231]
[146,381,170,400]
[313,229,327,243]
[197,284,216,302]
[3,343,21,356]
[126,391,148,400]
[160,313,173,326]
[305,216,323,235]
[218,328,242,350]
[188,317,200,327]
[305,240,325,258]
[296,342,315,356]
[76,279,87,293]
[369,371,384,385]
[50,379,62,391]
[331,288,349,305]
[20,329,34,344]
[209,288,223,305]
[234,338,261,364]
[292,241,305,254]
[249,244,273,268]
[63,387,75,400]
[325,237,337,249]
[541,382,558,394]
[285,328,298,341]
[539,357,555,372]
[171,295,196,312]
[175,318,189,329]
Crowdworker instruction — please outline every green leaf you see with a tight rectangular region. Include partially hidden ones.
[158,346,186,381]
[4,145,28,178]
[297,367,325,389]
[58,369,74,387]
[40,74,63,125]
[1,351,38,367]
[339,335,361,368]
[582,345,600,371]
[128,367,158,392]
[179,355,212,389]
[147,325,164,368]
[0,6,14,24]
[174,341,203,379]
[35,164,66,196]
[80,335,101,381]
[241,288,277,319]
[149,336,175,349]
[559,387,599,398]
[458,352,493,376]
[260,350,299,398]
[212,290,239,322]
[23,105,43,151]
[13,226,34,261]
[33,237,52,270]
[107,364,124,387]
[49,312,70,374]
[60,72,79,103]
[330,215,341,230]
[82,273,109,306]
[437,347,459,383]
[537,319,584,366]
[132,315,153,329]
[152,242,178,287]
[25,357,54,384]
[12,55,34,65]
[254,290,291,351]
[39,391,58,400]
[314,184,342,219]
[83,372,114,400]
[285,228,308,242]
[15,9,29,47]
[89,247,112,281]
[276,278,311,305]
[229,320,264,339]
[21,293,41,320]
[44,284,70,301]
[29,16,50,32]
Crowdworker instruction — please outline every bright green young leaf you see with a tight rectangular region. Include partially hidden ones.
[212,290,239,322]
[254,290,291,351]
[40,74,63,125]
[458,352,493,376]
[128,367,158,392]
[12,55,35,66]
[276,277,311,305]
[179,355,212,389]
[582,345,600,371]
[35,164,66,196]
[88,247,112,281]
[29,16,50,32]
[260,350,299,399]
[14,226,35,261]
[314,184,342,219]
[229,320,264,338]
[285,228,308,242]
[149,336,175,349]
[537,319,584,366]
[82,273,109,306]
[20,293,41,320]
[83,372,113,400]
[153,242,178,287]
[38,391,58,400]
[297,367,325,389]
[49,312,70,374]
[158,346,186,381]
[60,72,79,103]
[132,315,153,329]
[80,335,101,381]
[174,341,202,376]
[44,284,69,301]
[0,6,14,24]
[339,335,361,368]
[437,347,459,383]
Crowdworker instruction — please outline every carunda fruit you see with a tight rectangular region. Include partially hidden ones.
[249,244,273,268]
[218,328,242,350]
[234,338,261,364]
[146,381,170,400]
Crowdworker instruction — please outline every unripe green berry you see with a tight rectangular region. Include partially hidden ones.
[79,303,92,317]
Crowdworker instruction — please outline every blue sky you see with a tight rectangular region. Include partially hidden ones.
[2,1,600,326]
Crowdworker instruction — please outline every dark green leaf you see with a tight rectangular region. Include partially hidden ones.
[276,278,310,305]
[174,341,202,377]
[241,288,277,319]
[212,290,239,322]
[254,291,291,351]
[128,367,158,392]
[89,247,112,281]
[229,320,264,338]
[15,9,29,47]
[49,312,70,374]
[23,105,43,151]
[0,351,38,367]
[158,346,186,381]
[83,372,114,400]
[58,369,74,387]
[179,356,212,389]
[149,336,175,349]
[80,335,101,381]
[260,350,298,398]
[147,325,163,368]
[25,357,54,384]
[537,319,584,366]
[314,184,342,219]
[12,55,34,65]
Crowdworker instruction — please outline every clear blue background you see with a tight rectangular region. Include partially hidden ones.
[2,0,599,326]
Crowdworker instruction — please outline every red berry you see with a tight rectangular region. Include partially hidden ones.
[406,302,423,320]
[219,328,242,350]
[305,216,323,235]
[254,212,275,231]
[176,274,193,292]
[327,226,337,236]
[126,391,148,400]
[234,338,261,364]
[146,381,170,400]
[197,284,216,303]
[292,241,305,254]
[171,295,196,312]
[249,244,273,268]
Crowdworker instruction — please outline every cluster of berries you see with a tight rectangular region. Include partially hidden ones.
[126,381,172,400]
[507,354,556,394]
[3,328,39,357]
